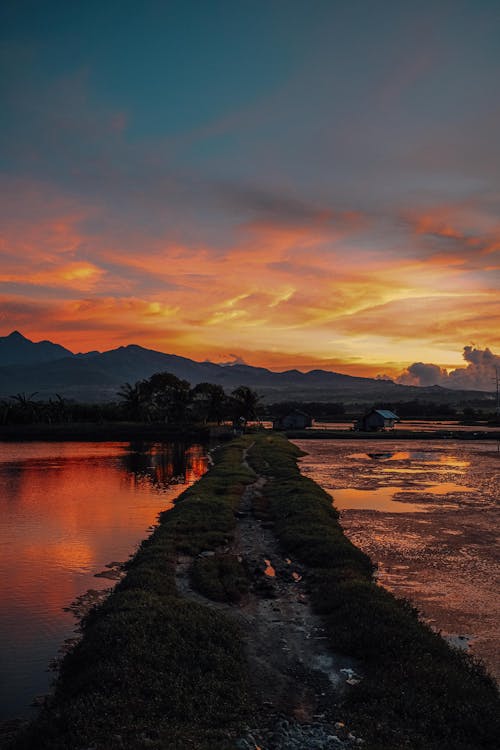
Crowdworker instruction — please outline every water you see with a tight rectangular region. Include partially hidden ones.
[293,438,500,683]
[310,420,500,432]
[0,441,208,719]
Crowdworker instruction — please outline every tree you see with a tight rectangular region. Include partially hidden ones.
[10,392,40,423]
[231,385,261,421]
[191,382,227,424]
[117,380,151,421]
[145,372,192,423]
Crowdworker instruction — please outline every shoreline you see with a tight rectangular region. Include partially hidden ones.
[286,428,500,440]
[2,422,499,443]
[0,422,210,442]
[3,435,499,749]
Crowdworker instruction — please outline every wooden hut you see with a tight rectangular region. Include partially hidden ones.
[273,409,313,430]
[354,408,399,432]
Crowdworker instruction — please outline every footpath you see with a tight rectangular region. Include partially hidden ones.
[5,434,500,750]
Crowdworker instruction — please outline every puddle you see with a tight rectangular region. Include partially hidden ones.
[423,482,477,496]
[380,467,460,475]
[348,451,470,469]
[264,559,276,577]
[332,487,432,513]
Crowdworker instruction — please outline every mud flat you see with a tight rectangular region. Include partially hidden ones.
[4,435,499,750]
[294,438,500,683]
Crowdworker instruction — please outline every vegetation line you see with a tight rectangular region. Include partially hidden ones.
[247,434,500,750]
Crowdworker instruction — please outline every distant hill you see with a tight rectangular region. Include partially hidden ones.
[0,330,74,366]
[0,331,493,405]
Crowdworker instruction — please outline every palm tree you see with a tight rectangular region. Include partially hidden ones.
[10,392,40,423]
[117,381,150,422]
[44,394,70,424]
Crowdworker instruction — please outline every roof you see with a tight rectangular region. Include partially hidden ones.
[374,409,399,419]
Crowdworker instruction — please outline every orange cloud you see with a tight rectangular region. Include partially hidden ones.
[404,203,500,264]
[1,262,105,291]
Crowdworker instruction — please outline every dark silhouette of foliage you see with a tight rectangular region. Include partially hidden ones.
[230,385,261,421]
[117,380,150,421]
[191,382,227,424]
[144,372,192,423]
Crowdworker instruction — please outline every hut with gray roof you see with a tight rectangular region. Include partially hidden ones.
[354,408,399,432]
[273,409,313,430]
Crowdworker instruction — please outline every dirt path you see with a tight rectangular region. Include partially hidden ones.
[175,449,363,749]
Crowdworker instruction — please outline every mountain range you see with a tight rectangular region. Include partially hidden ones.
[0,331,492,404]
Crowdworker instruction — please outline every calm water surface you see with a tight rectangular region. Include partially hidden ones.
[0,441,207,719]
[293,438,500,683]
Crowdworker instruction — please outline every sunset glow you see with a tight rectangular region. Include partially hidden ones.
[1,1,499,384]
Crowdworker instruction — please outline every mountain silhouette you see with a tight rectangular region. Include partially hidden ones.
[0,331,489,404]
[0,331,74,366]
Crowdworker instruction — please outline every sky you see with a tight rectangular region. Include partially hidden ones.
[1,0,499,389]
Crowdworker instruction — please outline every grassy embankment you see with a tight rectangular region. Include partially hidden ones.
[247,434,500,750]
[10,440,255,750]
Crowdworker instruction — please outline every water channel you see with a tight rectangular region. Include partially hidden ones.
[0,441,207,719]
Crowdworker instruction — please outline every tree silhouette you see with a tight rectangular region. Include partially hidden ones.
[10,392,40,423]
[117,380,150,421]
[145,372,192,423]
[191,382,227,424]
[231,385,261,421]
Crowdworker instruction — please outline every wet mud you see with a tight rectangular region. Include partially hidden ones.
[294,439,500,683]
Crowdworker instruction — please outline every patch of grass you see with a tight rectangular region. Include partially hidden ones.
[10,438,256,750]
[247,434,500,750]
[191,555,250,603]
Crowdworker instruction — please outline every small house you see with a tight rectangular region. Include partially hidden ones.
[354,408,399,432]
[273,409,313,430]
